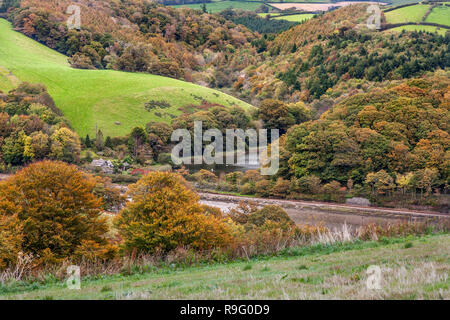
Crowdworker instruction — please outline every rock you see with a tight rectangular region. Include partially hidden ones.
[346,197,370,207]
[114,121,121,125]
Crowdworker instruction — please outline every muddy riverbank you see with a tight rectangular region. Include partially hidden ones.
[199,193,448,229]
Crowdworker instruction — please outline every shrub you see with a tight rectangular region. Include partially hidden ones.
[247,205,294,230]
[292,175,322,194]
[114,172,233,254]
[73,240,119,263]
[270,178,290,198]
[240,182,254,195]
[0,161,111,261]
[241,170,262,184]
[192,169,218,184]
[225,172,243,185]
[229,201,259,225]
[254,179,271,197]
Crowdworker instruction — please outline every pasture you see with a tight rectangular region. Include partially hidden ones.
[425,5,450,26]
[384,4,430,24]
[171,1,267,13]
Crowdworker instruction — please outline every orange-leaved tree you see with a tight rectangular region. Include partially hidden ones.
[114,172,233,254]
[0,161,114,263]
[0,214,24,269]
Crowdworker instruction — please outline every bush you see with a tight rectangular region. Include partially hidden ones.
[192,169,218,184]
[270,178,290,198]
[114,172,233,254]
[0,161,112,261]
[254,179,271,197]
[73,240,119,263]
[240,182,255,195]
[247,205,294,230]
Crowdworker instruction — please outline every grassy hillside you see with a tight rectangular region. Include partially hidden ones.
[1,234,448,299]
[0,19,251,137]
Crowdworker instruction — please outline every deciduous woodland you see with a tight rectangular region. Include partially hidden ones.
[0,0,448,300]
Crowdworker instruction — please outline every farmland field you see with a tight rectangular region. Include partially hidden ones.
[384,4,430,24]
[425,5,450,27]
[268,1,387,12]
[273,13,315,22]
[387,24,447,35]
[170,1,267,13]
[0,19,251,137]
[1,234,448,299]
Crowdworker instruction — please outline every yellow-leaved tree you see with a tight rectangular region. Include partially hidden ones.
[115,172,233,254]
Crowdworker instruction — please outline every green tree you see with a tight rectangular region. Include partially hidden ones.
[95,129,105,151]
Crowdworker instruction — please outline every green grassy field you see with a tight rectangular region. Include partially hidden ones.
[0,19,252,137]
[257,12,281,18]
[171,1,267,13]
[1,234,448,299]
[387,24,448,35]
[384,4,430,24]
[273,14,315,22]
[425,5,450,26]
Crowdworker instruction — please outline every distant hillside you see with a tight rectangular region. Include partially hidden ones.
[6,0,258,85]
[232,4,449,103]
[0,19,252,137]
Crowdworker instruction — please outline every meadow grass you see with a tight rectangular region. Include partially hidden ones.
[273,14,315,22]
[425,5,450,26]
[1,234,448,300]
[387,24,448,36]
[384,4,430,24]
[0,19,251,137]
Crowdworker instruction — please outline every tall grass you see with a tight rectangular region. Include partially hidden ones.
[1,220,446,288]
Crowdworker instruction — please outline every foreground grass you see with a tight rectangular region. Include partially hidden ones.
[0,19,251,137]
[1,234,448,300]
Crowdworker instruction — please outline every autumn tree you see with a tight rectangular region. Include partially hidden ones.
[365,170,395,196]
[50,127,81,163]
[0,161,112,261]
[114,172,233,253]
[258,99,295,135]
[0,214,23,269]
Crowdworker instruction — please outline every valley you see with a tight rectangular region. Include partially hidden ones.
[0,0,448,302]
